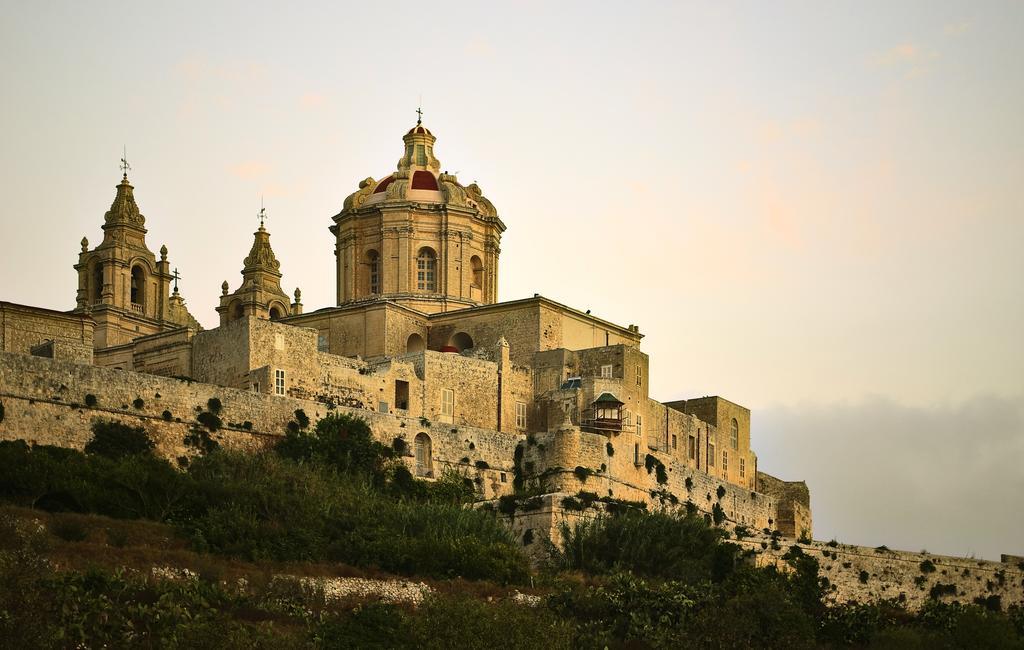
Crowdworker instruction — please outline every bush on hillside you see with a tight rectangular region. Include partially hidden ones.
[84,420,154,460]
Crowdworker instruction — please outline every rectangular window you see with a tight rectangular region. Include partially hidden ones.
[688,436,696,460]
[739,458,746,478]
[317,333,329,352]
[378,401,389,413]
[636,364,642,387]
[417,255,437,291]
[369,259,380,294]
[251,382,260,393]
[709,444,716,467]
[723,450,729,474]
[515,402,527,429]
[600,364,613,378]
[441,388,454,417]
[500,472,507,483]
[636,415,642,438]
[672,435,677,450]
[274,369,285,396]
[634,442,640,465]
[395,380,409,410]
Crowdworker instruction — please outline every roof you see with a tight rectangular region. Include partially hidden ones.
[593,392,623,405]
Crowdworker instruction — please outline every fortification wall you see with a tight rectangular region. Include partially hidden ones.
[0,352,523,499]
[736,535,1024,611]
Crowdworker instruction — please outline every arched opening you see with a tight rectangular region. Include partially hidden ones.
[416,247,437,292]
[414,432,433,478]
[91,262,103,302]
[406,333,425,353]
[130,265,145,307]
[366,249,380,294]
[229,300,243,322]
[730,418,739,450]
[470,255,483,288]
[269,305,283,320]
[450,332,474,352]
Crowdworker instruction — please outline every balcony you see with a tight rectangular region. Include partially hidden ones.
[130,302,144,315]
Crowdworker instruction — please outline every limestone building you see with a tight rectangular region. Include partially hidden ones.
[0,118,812,540]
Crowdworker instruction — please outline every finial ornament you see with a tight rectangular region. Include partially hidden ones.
[258,195,267,229]
[120,145,131,179]
[81,237,89,252]
[160,244,168,260]
[294,287,302,302]
[221,280,229,295]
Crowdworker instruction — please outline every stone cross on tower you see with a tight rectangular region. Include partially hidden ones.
[171,268,181,292]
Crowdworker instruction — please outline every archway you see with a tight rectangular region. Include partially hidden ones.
[406,333,425,353]
[414,432,433,478]
[470,255,483,288]
[269,304,283,320]
[130,265,145,306]
[450,331,474,352]
[229,300,243,321]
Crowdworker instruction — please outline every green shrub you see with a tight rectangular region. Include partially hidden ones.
[84,394,97,407]
[712,502,726,525]
[293,409,309,429]
[685,476,693,490]
[161,410,172,421]
[197,411,222,432]
[0,400,5,423]
[206,397,223,414]
[606,441,614,456]
[920,559,937,573]
[474,460,489,470]
[84,420,153,460]
[655,462,668,484]
[132,397,144,409]
[716,485,726,499]
[574,466,593,482]
[929,583,957,599]
[859,570,869,584]
[276,413,392,480]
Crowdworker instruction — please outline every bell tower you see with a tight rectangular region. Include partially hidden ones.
[331,116,505,314]
[74,163,198,348]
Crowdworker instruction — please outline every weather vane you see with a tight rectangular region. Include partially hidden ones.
[258,195,267,229]
[119,145,131,177]
[171,268,181,292]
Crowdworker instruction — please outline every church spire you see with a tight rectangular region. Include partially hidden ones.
[103,173,146,229]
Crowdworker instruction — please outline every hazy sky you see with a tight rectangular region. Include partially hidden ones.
[1,2,1021,559]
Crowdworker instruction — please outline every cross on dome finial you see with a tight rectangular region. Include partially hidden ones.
[119,145,131,180]
[171,267,181,293]
[416,105,423,126]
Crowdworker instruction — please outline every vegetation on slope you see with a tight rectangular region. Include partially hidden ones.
[0,416,1022,648]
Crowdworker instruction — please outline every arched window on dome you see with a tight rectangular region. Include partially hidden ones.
[417,248,437,292]
[366,249,380,294]
[470,255,483,289]
[730,418,739,450]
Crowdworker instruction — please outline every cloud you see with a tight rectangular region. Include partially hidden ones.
[944,21,971,36]
[229,161,271,180]
[872,42,939,76]
[754,394,1024,560]
[299,92,328,109]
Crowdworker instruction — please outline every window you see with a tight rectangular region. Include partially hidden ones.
[500,472,507,483]
[709,444,716,467]
[636,415,642,439]
[723,450,729,474]
[636,364,642,387]
[130,265,145,306]
[672,435,677,450]
[367,250,380,294]
[730,418,739,450]
[395,380,409,410]
[441,388,454,417]
[600,364,613,378]
[92,263,103,301]
[417,248,437,291]
[251,382,260,393]
[317,333,329,352]
[688,436,696,460]
[378,401,389,413]
[634,442,640,465]
[274,369,285,396]
[470,255,483,288]
[739,458,746,479]
[415,144,427,166]
[515,402,527,429]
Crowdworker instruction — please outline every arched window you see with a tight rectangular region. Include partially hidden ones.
[406,333,425,353]
[470,255,483,288]
[450,332,474,352]
[366,250,380,294]
[269,305,283,320]
[229,300,243,321]
[416,247,437,291]
[92,262,103,301]
[414,432,433,478]
[730,418,739,450]
[130,265,145,307]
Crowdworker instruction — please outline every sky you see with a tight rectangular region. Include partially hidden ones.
[0,1,1021,559]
